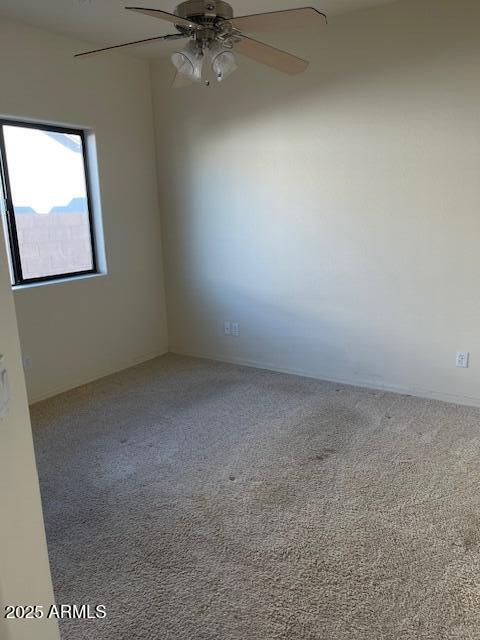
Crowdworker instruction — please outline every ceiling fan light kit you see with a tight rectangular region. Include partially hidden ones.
[170,30,238,85]
[76,1,327,87]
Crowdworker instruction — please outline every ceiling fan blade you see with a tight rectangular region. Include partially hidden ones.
[233,37,309,75]
[125,7,200,29]
[75,33,186,57]
[229,7,327,32]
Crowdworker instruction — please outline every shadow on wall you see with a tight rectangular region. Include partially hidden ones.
[153,0,480,402]
[168,277,445,389]
[156,0,480,145]
[157,0,480,259]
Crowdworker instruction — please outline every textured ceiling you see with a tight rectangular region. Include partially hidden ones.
[0,0,399,57]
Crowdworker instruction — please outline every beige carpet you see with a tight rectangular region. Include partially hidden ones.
[31,354,480,640]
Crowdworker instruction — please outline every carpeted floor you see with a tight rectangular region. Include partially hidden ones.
[31,354,480,640]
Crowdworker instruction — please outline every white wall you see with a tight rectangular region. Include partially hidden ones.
[0,17,168,403]
[0,214,59,639]
[151,0,480,407]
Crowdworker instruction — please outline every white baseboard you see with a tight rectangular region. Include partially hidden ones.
[170,347,480,409]
[31,345,480,410]
[29,348,168,405]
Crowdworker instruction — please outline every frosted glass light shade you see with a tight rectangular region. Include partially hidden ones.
[210,43,238,82]
[171,41,204,82]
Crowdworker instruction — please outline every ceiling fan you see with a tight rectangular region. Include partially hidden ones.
[75,1,327,86]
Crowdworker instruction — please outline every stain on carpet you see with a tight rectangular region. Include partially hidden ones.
[31,354,480,640]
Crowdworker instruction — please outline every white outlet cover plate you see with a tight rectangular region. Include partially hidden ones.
[456,352,470,368]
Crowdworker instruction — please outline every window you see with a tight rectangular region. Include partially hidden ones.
[0,120,98,286]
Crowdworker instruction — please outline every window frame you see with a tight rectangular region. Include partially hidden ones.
[0,119,98,286]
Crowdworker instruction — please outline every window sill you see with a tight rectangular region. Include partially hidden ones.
[12,271,107,291]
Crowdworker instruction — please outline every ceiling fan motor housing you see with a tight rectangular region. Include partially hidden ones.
[175,0,234,25]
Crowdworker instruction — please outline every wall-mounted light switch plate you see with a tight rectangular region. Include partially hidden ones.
[231,323,240,337]
[0,355,10,421]
[224,321,231,336]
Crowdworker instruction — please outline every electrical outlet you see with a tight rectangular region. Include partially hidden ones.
[456,352,470,368]
[231,323,240,337]
[224,321,231,336]
[23,355,33,371]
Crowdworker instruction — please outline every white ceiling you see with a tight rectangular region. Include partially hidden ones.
[0,0,398,57]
